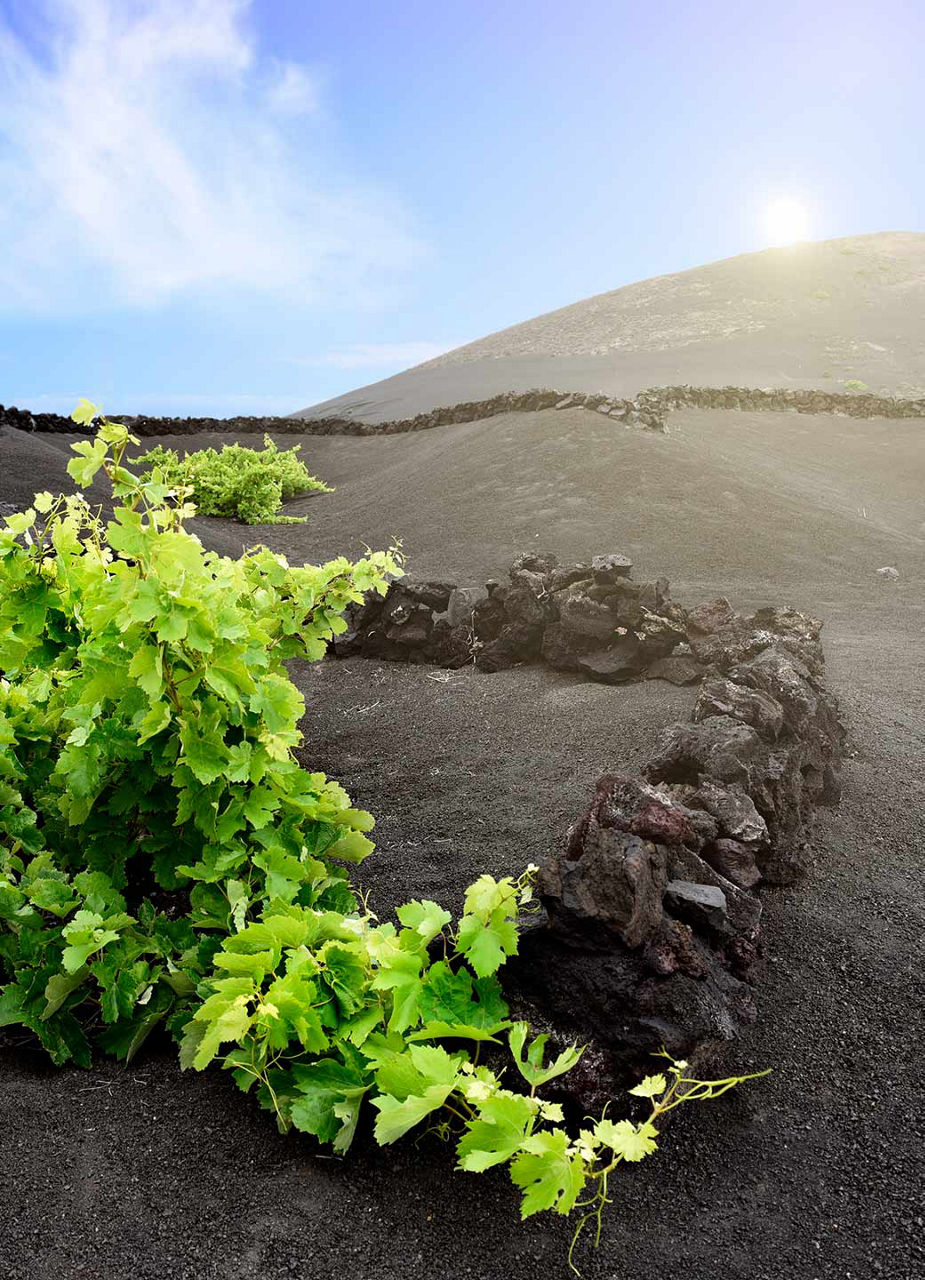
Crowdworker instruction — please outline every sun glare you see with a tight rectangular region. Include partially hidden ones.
[763,198,811,247]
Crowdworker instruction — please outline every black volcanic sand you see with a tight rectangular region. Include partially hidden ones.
[1,408,924,1280]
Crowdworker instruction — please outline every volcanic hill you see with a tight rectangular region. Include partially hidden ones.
[297,230,925,422]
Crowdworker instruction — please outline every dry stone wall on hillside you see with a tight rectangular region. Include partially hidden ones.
[3,383,925,440]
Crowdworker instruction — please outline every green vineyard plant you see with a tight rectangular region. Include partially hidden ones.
[135,433,331,523]
[0,403,765,1272]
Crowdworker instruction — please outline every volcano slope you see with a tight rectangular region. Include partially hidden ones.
[298,231,925,423]
[1,391,922,1280]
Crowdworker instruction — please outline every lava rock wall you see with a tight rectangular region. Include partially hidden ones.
[337,552,846,1103]
[505,598,845,1106]
[5,382,925,440]
[333,552,702,686]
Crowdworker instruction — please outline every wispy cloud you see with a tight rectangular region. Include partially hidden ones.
[291,341,462,370]
[0,0,420,313]
[265,60,323,117]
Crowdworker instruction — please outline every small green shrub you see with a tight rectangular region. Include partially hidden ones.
[843,379,869,393]
[135,433,331,524]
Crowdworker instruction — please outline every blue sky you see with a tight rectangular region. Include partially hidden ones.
[0,0,922,416]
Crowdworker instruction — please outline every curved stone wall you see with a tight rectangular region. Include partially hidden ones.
[333,551,699,684]
[506,588,844,1105]
[336,550,845,1103]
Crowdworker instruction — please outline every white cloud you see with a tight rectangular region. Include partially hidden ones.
[293,341,461,370]
[0,0,420,312]
[265,60,323,116]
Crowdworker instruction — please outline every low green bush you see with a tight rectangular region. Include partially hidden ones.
[135,432,331,524]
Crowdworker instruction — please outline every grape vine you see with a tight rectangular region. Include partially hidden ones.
[0,403,766,1272]
[134,431,330,523]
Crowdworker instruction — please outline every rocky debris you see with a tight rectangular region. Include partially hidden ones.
[576,640,646,685]
[445,586,488,628]
[877,566,900,579]
[504,592,844,1106]
[591,553,633,579]
[334,554,844,1100]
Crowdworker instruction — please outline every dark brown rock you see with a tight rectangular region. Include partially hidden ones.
[703,838,762,890]
[647,653,706,685]
[665,880,728,932]
[645,715,768,788]
[591,552,633,580]
[694,677,785,740]
[539,828,667,949]
[576,637,646,684]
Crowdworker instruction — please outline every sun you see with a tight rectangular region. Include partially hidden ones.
[763,198,811,247]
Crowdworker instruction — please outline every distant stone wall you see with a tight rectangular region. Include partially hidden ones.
[4,382,924,440]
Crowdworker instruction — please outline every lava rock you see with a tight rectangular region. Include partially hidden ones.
[693,677,785,741]
[702,838,762,891]
[645,715,768,789]
[591,553,633,581]
[577,637,646,684]
[556,585,619,640]
[445,586,488,628]
[539,828,667,949]
[509,551,559,592]
[680,780,769,848]
[398,579,455,612]
[547,564,593,594]
[471,593,507,642]
[664,880,728,932]
[668,844,762,941]
[647,653,706,685]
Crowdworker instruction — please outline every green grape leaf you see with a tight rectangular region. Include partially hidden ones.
[407,1021,506,1044]
[396,899,452,947]
[457,1092,536,1172]
[25,878,78,917]
[327,830,374,864]
[456,908,519,978]
[510,1130,587,1219]
[508,1022,584,1088]
[593,1118,659,1162]
[67,439,108,487]
[418,961,508,1030]
[387,976,422,1035]
[190,994,253,1070]
[42,968,89,1019]
[71,398,100,426]
[628,1073,667,1099]
[289,1059,369,1150]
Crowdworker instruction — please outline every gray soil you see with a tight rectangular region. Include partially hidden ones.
[1,395,923,1279]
